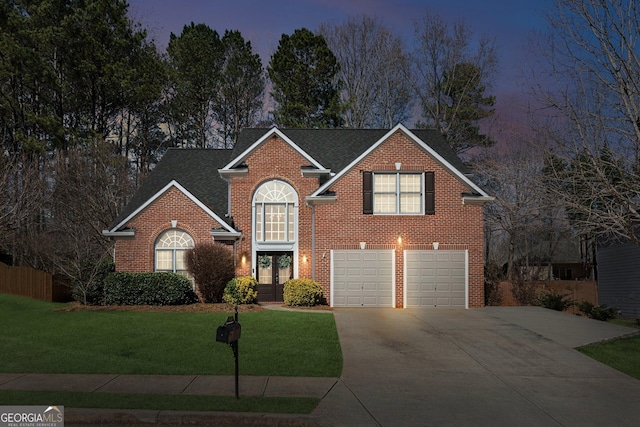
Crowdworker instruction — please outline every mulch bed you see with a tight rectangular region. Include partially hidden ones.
[55,302,333,313]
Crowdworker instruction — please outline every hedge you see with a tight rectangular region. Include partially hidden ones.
[104,272,199,306]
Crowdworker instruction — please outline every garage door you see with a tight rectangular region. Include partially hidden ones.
[404,250,467,307]
[331,250,394,307]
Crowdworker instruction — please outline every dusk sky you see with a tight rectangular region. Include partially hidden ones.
[127,0,555,138]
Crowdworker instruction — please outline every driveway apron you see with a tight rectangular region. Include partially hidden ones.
[312,307,640,427]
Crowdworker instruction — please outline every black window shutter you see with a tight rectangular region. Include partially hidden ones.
[363,171,373,214]
[425,172,435,215]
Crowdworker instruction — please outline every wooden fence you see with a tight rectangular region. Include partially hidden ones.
[0,262,66,302]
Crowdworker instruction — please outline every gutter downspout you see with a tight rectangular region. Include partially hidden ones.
[311,204,316,281]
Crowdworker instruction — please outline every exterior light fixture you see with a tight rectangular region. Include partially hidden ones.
[433,242,439,250]
[397,233,402,244]
[302,253,307,263]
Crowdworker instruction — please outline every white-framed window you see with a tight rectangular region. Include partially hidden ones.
[254,180,296,242]
[373,172,423,214]
[155,229,194,275]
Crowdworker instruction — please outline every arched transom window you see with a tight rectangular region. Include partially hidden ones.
[254,181,296,242]
[155,229,194,275]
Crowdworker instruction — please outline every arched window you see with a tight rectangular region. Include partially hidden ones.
[155,229,194,275]
[254,181,296,242]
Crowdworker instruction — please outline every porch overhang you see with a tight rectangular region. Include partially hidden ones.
[218,167,248,178]
[462,194,495,205]
[211,228,243,241]
[305,194,337,206]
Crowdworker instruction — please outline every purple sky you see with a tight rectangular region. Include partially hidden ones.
[127,0,553,136]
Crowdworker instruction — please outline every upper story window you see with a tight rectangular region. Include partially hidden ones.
[254,180,296,242]
[363,171,435,215]
[155,229,194,275]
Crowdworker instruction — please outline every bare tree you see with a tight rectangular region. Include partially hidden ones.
[530,0,640,244]
[411,12,498,154]
[319,15,412,128]
[474,147,570,280]
[0,154,47,266]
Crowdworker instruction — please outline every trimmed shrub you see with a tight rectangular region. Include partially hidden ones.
[185,242,235,303]
[223,276,258,305]
[577,301,619,321]
[284,278,323,307]
[534,290,575,311]
[104,272,198,306]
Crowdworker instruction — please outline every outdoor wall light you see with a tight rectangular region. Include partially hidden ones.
[360,242,366,249]
[433,242,439,250]
[397,233,402,244]
[302,253,307,263]
[241,253,248,264]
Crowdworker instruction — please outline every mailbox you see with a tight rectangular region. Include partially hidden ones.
[216,317,241,343]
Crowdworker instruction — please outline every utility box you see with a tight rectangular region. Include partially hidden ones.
[216,317,241,344]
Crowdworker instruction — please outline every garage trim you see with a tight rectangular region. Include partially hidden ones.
[403,249,469,308]
[330,249,395,307]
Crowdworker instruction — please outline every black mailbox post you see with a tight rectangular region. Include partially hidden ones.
[216,306,241,399]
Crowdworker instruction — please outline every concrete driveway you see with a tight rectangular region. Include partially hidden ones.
[312,307,640,427]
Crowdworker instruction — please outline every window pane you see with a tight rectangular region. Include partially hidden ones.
[400,174,421,192]
[288,204,294,241]
[255,208,263,241]
[265,204,286,241]
[374,174,396,192]
[175,250,187,271]
[156,250,173,270]
[374,194,396,213]
[400,194,422,213]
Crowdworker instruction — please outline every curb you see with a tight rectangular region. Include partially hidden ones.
[66,408,320,426]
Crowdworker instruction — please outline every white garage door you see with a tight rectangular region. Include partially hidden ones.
[331,250,394,307]
[405,250,467,308]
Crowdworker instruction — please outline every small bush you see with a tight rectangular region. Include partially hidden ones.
[535,290,575,311]
[185,242,235,303]
[284,278,323,306]
[103,272,198,306]
[223,276,258,305]
[72,259,115,305]
[577,301,619,321]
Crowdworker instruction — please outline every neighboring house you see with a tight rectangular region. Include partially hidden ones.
[103,124,493,308]
[517,238,592,281]
[597,240,640,317]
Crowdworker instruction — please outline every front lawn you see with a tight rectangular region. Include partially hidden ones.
[577,319,640,381]
[0,293,342,377]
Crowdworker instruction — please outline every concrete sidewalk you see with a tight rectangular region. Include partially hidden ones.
[0,374,337,426]
[0,373,337,399]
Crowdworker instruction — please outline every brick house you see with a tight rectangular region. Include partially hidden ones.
[103,124,493,308]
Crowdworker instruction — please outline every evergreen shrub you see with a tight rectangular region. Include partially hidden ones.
[104,272,198,305]
[223,276,258,305]
[283,278,323,306]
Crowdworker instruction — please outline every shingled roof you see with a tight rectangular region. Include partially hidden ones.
[234,128,469,175]
[110,148,234,229]
[108,127,471,231]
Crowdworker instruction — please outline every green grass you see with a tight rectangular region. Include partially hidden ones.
[577,319,640,381]
[0,293,342,377]
[0,390,318,413]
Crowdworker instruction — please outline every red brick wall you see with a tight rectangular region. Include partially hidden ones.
[228,130,486,308]
[114,186,226,272]
[230,135,318,278]
[114,129,486,308]
[309,130,485,307]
